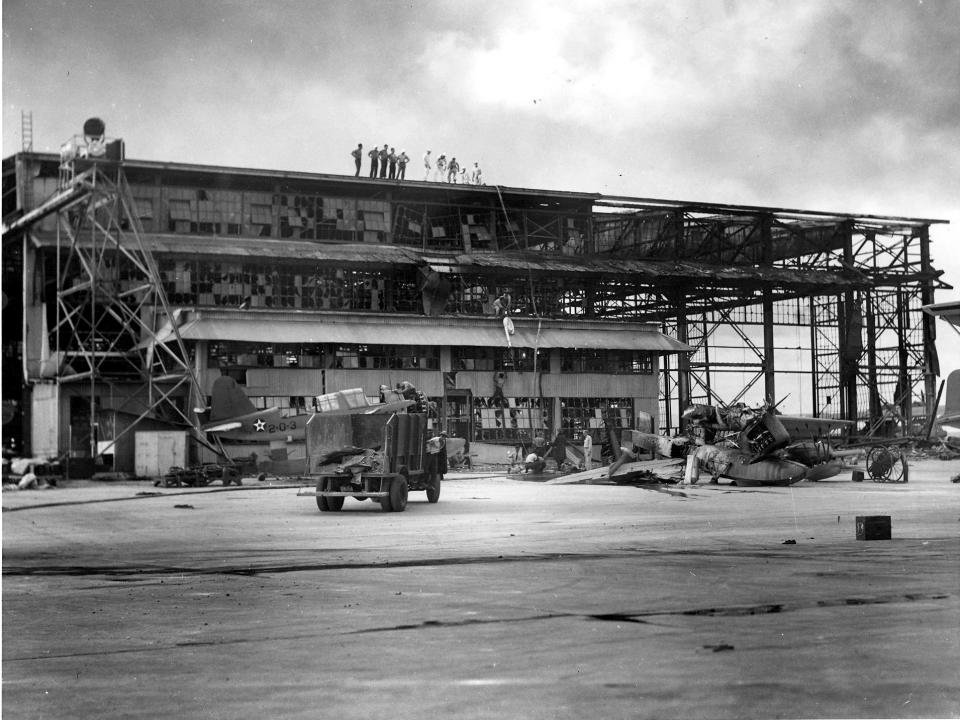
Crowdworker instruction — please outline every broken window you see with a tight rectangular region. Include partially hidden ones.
[560,397,634,441]
[473,395,551,442]
[559,349,652,374]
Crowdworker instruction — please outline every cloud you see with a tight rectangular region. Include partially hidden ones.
[406,0,960,207]
[2,0,958,381]
[415,3,826,133]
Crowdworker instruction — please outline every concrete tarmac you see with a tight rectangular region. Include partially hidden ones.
[3,460,959,719]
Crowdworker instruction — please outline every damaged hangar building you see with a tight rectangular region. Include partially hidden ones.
[1,132,950,474]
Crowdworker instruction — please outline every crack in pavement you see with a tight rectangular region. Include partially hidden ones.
[1,484,301,512]
[348,591,953,634]
[1,552,618,577]
[5,538,956,578]
[4,592,951,663]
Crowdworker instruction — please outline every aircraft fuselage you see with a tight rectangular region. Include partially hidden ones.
[205,408,309,443]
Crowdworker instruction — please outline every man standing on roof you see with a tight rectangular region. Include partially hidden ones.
[423,150,432,180]
[435,154,447,182]
[472,162,482,185]
[351,143,363,176]
[368,146,379,177]
[447,157,459,183]
[388,148,397,179]
[397,150,409,180]
[379,145,389,178]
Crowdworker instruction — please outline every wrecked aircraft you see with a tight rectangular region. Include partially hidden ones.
[682,403,857,486]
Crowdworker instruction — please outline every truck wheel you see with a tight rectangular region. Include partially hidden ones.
[316,479,330,512]
[380,477,394,512]
[389,476,408,512]
[426,473,441,503]
[326,496,344,511]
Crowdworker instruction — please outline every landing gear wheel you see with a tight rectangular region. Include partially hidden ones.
[426,473,441,503]
[326,496,344,511]
[866,445,908,483]
[389,475,408,512]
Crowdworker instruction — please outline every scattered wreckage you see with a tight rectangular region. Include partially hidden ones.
[1,457,63,490]
[678,402,914,485]
[155,463,243,488]
[679,402,865,486]
[554,400,915,487]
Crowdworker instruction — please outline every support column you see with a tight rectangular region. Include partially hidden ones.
[838,221,858,423]
[550,349,563,439]
[865,292,879,421]
[675,294,691,431]
[193,340,208,411]
[918,225,939,419]
[896,287,911,425]
[762,288,776,404]
[759,213,775,404]
[192,340,208,466]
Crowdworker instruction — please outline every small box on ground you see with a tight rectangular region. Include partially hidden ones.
[856,515,891,541]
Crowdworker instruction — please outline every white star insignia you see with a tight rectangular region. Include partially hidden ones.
[254,418,266,432]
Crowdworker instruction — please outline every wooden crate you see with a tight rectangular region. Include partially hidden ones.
[856,515,891,541]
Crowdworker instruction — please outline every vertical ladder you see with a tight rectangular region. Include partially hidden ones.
[20,111,35,210]
[21,111,33,152]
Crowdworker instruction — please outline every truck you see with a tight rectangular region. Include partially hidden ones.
[298,411,446,512]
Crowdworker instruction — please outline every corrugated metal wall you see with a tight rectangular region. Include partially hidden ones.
[209,366,660,401]
[30,383,59,457]
[541,373,657,399]
[245,368,326,396]
[453,370,657,400]
[326,369,442,396]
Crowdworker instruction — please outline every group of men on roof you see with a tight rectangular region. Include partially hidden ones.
[349,143,482,185]
[422,150,482,185]
[352,143,410,180]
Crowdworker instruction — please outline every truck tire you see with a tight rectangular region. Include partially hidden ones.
[316,479,338,512]
[380,477,394,512]
[426,473,441,503]
[389,476,408,512]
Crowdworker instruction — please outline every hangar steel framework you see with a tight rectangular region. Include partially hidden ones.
[584,200,945,433]
[2,140,949,459]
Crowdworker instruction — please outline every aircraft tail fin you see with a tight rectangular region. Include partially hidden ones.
[944,369,960,419]
[209,376,257,421]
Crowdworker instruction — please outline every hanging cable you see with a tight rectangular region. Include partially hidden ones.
[493,183,539,317]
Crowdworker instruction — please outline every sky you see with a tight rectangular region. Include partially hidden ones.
[3,0,959,403]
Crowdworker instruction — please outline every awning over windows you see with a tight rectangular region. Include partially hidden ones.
[923,301,960,329]
[175,311,690,352]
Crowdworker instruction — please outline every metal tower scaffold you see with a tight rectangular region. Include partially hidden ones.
[37,148,209,460]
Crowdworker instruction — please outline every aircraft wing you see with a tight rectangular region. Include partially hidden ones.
[546,458,684,485]
[776,415,855,438]
[363,399,417,414]
[938,412,960,426]
[201,420,243,433]
[201,407,282,435]
[939,413,960,440]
